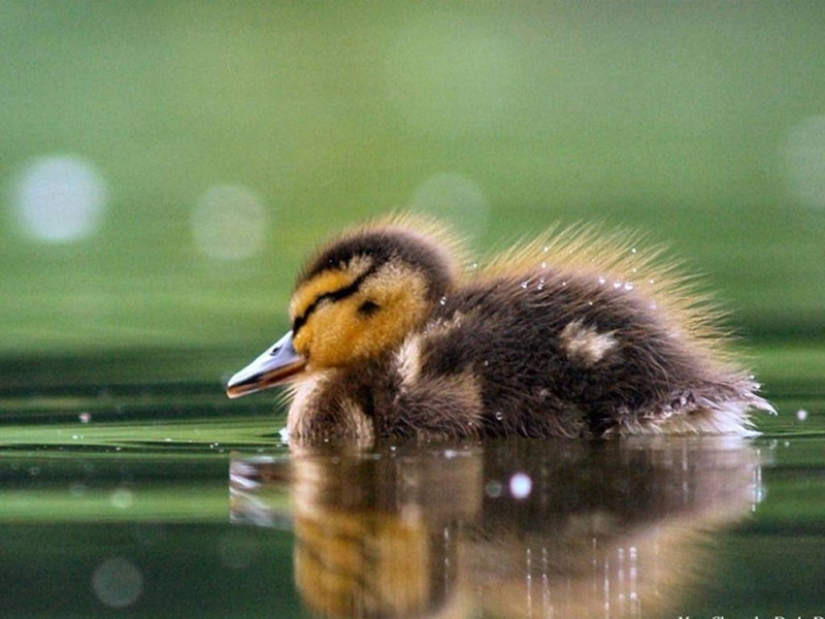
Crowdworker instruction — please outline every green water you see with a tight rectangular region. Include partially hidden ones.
[1,347,824,618]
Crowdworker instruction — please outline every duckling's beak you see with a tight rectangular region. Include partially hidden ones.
[226,331,307,399]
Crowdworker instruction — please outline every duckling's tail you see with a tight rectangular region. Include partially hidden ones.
[618,378,775,437]
[683,387,776,436]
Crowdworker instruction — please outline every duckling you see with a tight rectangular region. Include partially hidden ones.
[226,214,774,440]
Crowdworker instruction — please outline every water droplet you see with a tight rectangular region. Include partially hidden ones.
[79,412,91,423]
[797,409,808,421]
[598,277,606,285]
[509,472,532,499]
[542,246,549,253]
[520,281,528,289]
[623,282,634,291]
[439,296,447,306]
[485,480,503,498]
[494,411,504,421]
[482,360,490,367]
[537,278,545,291]
[540,261,547,269]
[613,281,622,289]
[630,247,637,254]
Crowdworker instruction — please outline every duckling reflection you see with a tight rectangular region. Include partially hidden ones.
[230,438,764,619]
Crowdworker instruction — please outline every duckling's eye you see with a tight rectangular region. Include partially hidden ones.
[357,300,380,316]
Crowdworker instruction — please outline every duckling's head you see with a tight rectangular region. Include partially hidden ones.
[226,217,462,398]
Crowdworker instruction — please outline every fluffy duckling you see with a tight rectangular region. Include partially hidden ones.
[226,214,773,440]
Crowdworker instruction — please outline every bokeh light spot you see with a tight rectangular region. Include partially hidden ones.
[509,472,532,500]
[784,114,825,209]
[485,480,503,498]
[385,17,515,135]
[191,185,268,260]
[217,531,261,569]
[9,155,107,243]
[109,487,134,510]
[410,173,489,239]
[91,557,143,609]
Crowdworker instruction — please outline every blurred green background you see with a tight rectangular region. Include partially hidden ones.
[2,1,824,375]
[0,8,823,617]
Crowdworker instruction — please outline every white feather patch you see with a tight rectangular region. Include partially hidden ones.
[560,319,618,365]
[396,334,423,387]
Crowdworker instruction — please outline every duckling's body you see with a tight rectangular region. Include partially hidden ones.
[227,215,773,440]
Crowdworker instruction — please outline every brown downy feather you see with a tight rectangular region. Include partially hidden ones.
[229,214,774,441]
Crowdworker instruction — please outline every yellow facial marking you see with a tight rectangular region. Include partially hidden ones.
[353,264,429,357]
[291,263,431,370]
[290,270,357,323]
[289,256,373,322]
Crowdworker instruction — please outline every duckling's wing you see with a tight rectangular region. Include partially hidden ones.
[478,223,733,364]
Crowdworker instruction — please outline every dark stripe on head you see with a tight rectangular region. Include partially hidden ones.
[291,263,378,335]
[298,227,454,301]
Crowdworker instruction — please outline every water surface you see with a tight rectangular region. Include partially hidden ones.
[1,350,823,618]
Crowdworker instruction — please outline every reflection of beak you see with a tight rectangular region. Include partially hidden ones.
[226,331,307,399]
